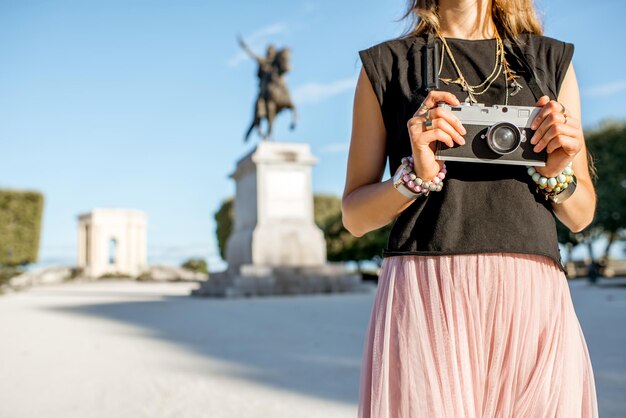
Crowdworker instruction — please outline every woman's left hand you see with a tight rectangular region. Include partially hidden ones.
[529,95,584,178]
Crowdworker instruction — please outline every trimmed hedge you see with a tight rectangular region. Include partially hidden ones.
[0,189,44,266]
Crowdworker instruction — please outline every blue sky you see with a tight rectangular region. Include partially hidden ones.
[1,0,625,271]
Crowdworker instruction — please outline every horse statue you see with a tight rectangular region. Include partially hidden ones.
[237,35,298,142]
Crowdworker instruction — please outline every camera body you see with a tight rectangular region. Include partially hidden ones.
[435,102,546,166]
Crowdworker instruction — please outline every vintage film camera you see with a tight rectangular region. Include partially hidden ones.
[435,102,546,166]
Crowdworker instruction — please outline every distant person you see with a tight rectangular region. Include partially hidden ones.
[342,0,599,416]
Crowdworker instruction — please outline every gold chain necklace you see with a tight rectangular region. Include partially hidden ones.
[436,28,522,105]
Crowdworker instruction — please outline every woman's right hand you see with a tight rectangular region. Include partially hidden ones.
[406,91,467,179]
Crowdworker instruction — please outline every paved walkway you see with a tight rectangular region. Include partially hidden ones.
[0,277,624,417]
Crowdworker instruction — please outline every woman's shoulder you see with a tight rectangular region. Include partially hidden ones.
[358,35,421,89]
[515,34,575,98]
[358,35,417,60]
[515,33,575,67]
[357,36,417,130]
[516,33,574,51]
[357,36,416,99]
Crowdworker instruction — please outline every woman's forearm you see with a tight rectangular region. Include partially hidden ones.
[343,169,596,238]
[551,177,596,233]
[342,178,415,237]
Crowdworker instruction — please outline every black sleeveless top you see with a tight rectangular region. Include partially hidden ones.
[358,34,575,272]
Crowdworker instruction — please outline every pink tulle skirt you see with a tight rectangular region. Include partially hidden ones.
[358,252,599,418]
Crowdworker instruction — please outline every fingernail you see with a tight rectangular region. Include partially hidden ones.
[530,135,536,144]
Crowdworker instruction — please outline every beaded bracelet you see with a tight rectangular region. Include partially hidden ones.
[526,162,576,201]
[400,156,446,196]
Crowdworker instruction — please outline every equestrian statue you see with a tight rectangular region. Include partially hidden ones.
[237,35,297,142]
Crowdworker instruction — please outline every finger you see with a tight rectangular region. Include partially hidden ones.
[417,91,461,113]
[547,125,581,155]
[418,128,456,149]
[561,114,580,130]
[533,122,579,153]
[410,103,436,121]
[535,156,572,178]
[532,121,563,153]
[426,117,466,145]
[529,95,551,130]
[412,105,429,119]
[530,99,562,131]
[534,95,551,108]
[530,109,566,145]
[408,119,430,139]
[545,134,580,155]
[428,107,467,137]
[408,116,464,145]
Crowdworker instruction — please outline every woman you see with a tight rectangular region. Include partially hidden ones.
[342,0,599,417]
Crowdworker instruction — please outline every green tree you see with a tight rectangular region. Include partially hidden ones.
[181,257,209,274]
[556,220,581,263]
[214,197,234,260]
[314,194,391,270]
[585,120,626,260]
[214,194,392,268]
[313,193,342,228]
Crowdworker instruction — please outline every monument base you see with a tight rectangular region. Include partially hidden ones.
[190,263,372,298]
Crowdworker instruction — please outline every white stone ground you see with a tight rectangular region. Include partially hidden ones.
[0,278,624,418]
[0,280,375,418]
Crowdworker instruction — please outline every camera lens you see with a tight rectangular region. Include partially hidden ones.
[486,122,521,155]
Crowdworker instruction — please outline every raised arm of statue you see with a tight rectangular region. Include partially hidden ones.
[237,35,262,63]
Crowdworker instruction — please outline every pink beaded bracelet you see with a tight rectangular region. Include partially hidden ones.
[400,156,446,195]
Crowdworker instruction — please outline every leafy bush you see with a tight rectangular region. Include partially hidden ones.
[181,257,209,274]
[98,272,133,279]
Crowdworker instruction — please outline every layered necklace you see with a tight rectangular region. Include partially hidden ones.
[436,28,523,105]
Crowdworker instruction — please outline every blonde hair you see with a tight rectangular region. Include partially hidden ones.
[398,0,543,40]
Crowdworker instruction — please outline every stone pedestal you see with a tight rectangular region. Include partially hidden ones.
[193,141,366,297]
[194,264,365,298]
[225,141,326,270]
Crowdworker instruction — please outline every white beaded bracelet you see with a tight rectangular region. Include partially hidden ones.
[526,162,577,203]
